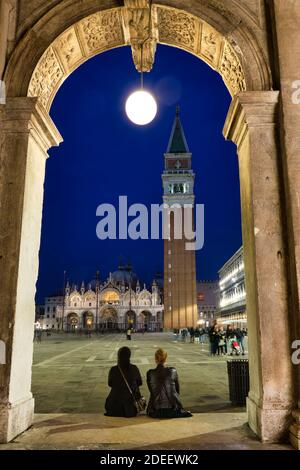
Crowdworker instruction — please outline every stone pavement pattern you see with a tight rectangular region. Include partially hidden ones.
[0,332,293,450]
[31,332,241,413]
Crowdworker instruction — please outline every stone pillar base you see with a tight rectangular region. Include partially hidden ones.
[0,396,34,443]
[289,409,300,450]
[247,394,291,442]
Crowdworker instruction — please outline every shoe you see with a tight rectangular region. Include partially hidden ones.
[178,410,193,418]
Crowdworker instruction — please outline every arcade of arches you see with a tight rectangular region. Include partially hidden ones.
[0,0,300,449]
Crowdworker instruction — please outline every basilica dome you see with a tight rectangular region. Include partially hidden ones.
[111,265,138,286]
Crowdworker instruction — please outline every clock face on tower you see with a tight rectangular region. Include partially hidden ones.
[166,158,189,170]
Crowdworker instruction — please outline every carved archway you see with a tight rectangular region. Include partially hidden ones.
[1,0,295,448]
[82,311,94,329]
[66,312,79,332]
[99,306,118,330]
[27,6,246,111]
[4,2,271,110]
[138,310,153,331]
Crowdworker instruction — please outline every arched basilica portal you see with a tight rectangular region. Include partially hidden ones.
[0,0,300,449]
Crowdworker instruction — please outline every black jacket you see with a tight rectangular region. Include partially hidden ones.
[105,364,142,417]
[146,364,182,417]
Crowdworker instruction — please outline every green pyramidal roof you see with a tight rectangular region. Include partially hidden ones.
[167,107,190,154]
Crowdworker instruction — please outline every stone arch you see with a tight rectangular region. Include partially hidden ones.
[82,311,94,329]
[123,290,137,306]
[1,0,298,449]
[66,312,79,331]
[125,310,137,329]
[138,310,153,331]
[99,306,118,330]
[138,290,152,307]
[4,2,272,110]
[69,294,81,308]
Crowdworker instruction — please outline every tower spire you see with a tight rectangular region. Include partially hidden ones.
[162,109,197,329]
[167,106,190,154]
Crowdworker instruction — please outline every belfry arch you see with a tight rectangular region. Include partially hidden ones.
[0,0,300,450]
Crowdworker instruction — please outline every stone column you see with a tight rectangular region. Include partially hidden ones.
[0,97,62,443]
[271,0,300,450]
[223,91,293,442]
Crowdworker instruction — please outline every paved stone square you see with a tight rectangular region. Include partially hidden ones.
[0,333,293,450]
[32,332,247,414]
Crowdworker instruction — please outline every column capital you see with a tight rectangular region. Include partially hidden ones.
[0,97,63,153]
[223,91,280,148]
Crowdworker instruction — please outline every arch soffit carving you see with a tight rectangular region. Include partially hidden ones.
[23,4,252,112]
[67,311,79,318]
[100,305,118,316]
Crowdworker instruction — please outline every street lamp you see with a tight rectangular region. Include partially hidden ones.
[126,89,157,125]
[125,2,157,126]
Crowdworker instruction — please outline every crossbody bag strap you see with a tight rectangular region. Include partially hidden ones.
[118,366,135,399]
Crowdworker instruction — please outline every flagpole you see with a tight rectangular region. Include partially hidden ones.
[62,270,66,332]
[96,270,100,332]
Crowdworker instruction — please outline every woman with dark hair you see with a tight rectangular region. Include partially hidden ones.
[104,346,143,417]
[146,348,192,419]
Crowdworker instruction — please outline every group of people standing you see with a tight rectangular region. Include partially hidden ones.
[208,322,247,356]
[105,347,192,419]
[173,327,206,343]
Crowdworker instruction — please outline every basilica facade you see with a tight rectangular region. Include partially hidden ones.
[39,266,164,332]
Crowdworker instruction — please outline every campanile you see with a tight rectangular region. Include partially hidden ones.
[162,107,198,329]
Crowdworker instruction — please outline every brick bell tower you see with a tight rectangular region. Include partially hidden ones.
[162,107,198,330]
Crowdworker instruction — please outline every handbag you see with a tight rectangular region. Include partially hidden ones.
[118,366,147,413]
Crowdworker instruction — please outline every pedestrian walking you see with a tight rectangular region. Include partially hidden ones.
[36,329,42,342]
[236,328,245,355]
[189,327,195,343]
[126,328,132,341]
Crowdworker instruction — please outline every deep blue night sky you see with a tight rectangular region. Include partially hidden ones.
[36,44,242,303]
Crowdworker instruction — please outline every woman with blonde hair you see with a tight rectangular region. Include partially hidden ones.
[146,348,192,418]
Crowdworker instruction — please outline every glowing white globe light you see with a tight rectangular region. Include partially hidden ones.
[125,90,157,125]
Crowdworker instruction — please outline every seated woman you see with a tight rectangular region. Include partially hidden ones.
[105,346,142,417]
[146,348,192,419]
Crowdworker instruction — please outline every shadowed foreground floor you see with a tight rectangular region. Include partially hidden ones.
[0,413,293,450]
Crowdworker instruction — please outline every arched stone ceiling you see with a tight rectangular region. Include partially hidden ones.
[27,5,246,111]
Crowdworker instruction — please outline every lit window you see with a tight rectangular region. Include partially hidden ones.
[169,278,171,283]
[168,264,171,269]
[169,306,172,311]
[168,250,171,255]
